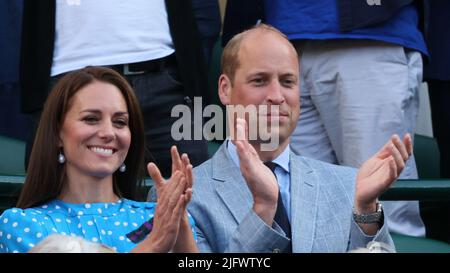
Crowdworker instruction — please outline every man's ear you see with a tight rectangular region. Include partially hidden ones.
[218,74,232,105]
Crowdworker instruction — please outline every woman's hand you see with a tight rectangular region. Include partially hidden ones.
[131,162,187,252]
[171,151,198,252]
[132,146,197,252]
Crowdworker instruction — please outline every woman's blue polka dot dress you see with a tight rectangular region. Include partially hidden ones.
[0,199,196,253]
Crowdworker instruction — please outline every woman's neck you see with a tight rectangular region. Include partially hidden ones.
[59,173,119,204]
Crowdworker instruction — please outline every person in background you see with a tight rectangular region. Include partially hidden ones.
[0,0,31,141]
[191,0,222,67]
[0,67,197,253]
[20,0,209,178]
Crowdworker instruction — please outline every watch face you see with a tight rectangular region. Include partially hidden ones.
[353,203,383,223]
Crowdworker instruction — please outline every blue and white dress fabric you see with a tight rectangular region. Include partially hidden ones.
[0,199,196,253]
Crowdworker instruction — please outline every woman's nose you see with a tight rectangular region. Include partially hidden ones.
[97,122,115,141]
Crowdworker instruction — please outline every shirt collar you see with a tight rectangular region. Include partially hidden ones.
[226,138,290,173]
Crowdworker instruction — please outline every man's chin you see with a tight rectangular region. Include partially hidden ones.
[248,133,285,151]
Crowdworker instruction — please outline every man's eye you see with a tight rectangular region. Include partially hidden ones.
[282,79,296,87]
[252,78,266,86]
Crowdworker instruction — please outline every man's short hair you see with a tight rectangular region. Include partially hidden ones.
[221,23,291,84]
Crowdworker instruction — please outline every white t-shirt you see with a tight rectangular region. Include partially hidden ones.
[51,0,175,76]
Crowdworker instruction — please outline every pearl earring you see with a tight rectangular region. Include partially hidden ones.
[119,163,126,172]
[58,152,66,164]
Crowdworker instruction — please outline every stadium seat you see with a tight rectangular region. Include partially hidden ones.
[0,175,24,214]
[207,140,222,158]
[207,37,223,107]
[391,233,450,253]
[414,134,440,179]
[0,134,26,175]
[412,134,450,244]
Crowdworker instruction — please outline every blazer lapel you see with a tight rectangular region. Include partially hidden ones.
[210,145,321,252]
[212,144,254,224]
[290,153,318,252]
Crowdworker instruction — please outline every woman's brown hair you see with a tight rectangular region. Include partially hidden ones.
[16,67,145,208]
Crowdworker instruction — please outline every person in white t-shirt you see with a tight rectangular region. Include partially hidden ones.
[20,0,210,178]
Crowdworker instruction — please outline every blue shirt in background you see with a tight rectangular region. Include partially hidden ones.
[263,0,428,55]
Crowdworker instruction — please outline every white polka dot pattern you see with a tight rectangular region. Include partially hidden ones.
[0,199,180,253]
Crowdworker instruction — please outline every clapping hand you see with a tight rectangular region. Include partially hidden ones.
[138,146,195,252]
[355,134,413,214]
[234,118,279,225]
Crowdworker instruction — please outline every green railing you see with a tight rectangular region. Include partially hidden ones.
[2,175,449,210]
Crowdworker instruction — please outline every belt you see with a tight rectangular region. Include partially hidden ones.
[109,54,177,76]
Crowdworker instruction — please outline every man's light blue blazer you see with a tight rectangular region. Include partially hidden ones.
[187,143,394,253]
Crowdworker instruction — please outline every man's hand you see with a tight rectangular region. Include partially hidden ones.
[355,134,413,214]
[234,118,279,225]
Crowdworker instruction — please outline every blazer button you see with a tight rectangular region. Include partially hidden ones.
[272,248,281,253]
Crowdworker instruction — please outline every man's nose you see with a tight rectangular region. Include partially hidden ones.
[267,81,285,104]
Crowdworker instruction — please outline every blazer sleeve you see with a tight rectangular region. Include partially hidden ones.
[194,208,290,253]
[347,215,396,252]
[225,210,290,253]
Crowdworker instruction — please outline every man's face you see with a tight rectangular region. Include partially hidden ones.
[220,31,300,148]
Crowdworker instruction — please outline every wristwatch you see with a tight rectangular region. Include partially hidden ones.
[353,202,383,224]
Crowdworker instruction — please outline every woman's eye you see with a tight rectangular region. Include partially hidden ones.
[83,116,98,124]
[114,119,128,128]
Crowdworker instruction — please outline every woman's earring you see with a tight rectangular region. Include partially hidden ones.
[119,163,126,173]
[58,152,66,164]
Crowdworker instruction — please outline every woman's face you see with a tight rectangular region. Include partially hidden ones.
[59,81,131,179]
